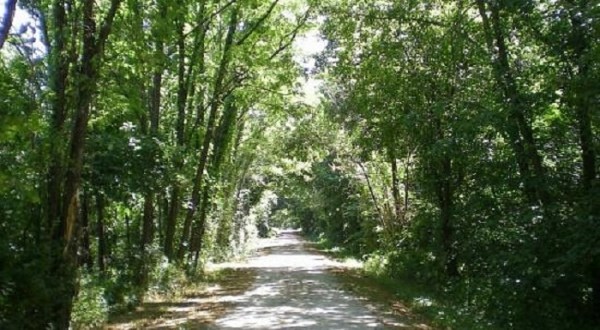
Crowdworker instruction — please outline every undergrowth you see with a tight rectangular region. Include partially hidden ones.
[310,235,497,330]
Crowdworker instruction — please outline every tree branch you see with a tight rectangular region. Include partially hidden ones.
[236,0,279,46]
[95,0,122,53]
[268,6,312,61]
[184,0,237,38]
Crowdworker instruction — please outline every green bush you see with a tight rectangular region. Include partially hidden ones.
[363,253,389,277]
[148,257,187,296]
[71,274,109,329]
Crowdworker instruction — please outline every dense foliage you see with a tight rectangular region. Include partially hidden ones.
[0,0,314,327]
[273,1,599,329]
[0,0,598,329]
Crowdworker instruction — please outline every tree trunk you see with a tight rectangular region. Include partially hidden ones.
[566,6,600,319]
[185,2,206,143]
[439,155,458,277]
[176,21,187,147]
[79,189,93,269]
[216,123,247,251]
[212,98,237,166]
[566,7,597,191]
[177,8,238,261]
[125,213,133,262]
[46,1,122,327]
[96,192,106,273]
[47,0,69,241]
[575,87,596,190]
[428,103,458,278]
[139,35,163,277]
[164,185,180,259]
[476,0,549,207]
[356,161,386,229]
[140,193,154,252]
[45,4,70,320]
[188,97,238,264]
[592,261,600,321]
[164,5,193,262]
[159,194,168,246]
[389,149,402,222]
[404,150,412,213]
[190,185,210,269]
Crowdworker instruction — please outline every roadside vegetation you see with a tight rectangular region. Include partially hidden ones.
[1,0,598,329]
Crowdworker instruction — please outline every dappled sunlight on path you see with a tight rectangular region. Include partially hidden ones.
[208,230,425,329]
[107,230,430,329]
[106,268,255,329]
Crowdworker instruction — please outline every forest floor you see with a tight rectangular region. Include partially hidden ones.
[106,230,432,329]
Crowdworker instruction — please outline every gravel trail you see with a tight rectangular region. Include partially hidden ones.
[208,230,418,329]
[107,230,428,329]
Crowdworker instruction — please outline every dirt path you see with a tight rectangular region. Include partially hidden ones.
[107,230,430,329]
[207,230,428,329]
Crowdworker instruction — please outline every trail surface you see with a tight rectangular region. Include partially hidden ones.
[208,230,425,329]
[108,230,430,329]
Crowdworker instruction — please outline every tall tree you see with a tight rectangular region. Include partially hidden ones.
[45,0,123,327]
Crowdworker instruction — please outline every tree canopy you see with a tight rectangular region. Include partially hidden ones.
[0,0,598,329]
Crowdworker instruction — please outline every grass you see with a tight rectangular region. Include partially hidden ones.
[308,236,496,330]
[104,267,256,329]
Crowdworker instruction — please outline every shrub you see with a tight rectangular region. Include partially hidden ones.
[71,274,109,329]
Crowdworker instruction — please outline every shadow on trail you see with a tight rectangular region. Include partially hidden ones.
[211,230,429,329]
[105,268,255,329]
[107,231,430,329]
[213,269,382,329]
